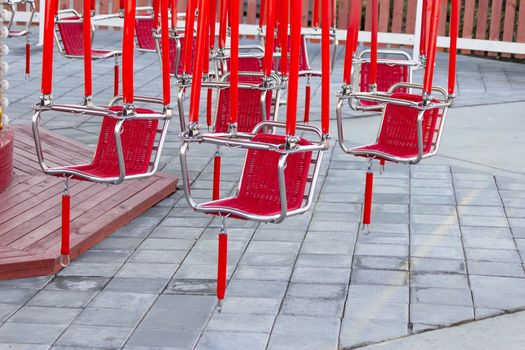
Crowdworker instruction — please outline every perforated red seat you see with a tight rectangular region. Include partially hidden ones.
[201,134,312,218]
[214,75,273,133]
[57,17,121,58]
[353,93,440,160]
[168,36,195,75]
[224,57,264,72]
[55,106,158,180]
[135,17,156,51]
[359,62,409,107]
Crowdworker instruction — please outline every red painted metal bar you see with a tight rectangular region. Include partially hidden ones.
[286,0,301,136]
[183,0,197,73]
[343,0,359,85]
[362,171,373,225]
[419,0,427,56]
[303,83,310,123]
[209,0,217,48]
[263,0,276,77]
[83,0,93,98]
[448,0,459,95]
[331,0,336,28]
[153,0,160,27]
[61,194,70,258]
[216,232,228,300]
[114,65,119,97]
[170,0,177,28]
[229,0,240,124]
[321,0,330,135]
[259,0,266,28]
[218,0,228,48]
[207,89,213,127]
[213,154,221,200]
[122,0,136,104]
[423,0,441,96]
[278,0,289,76]
[41,0,57,95]
[90,0,95,12]
[188,0,210,123]
[161,0,171,105]
[25,43,30,78]
[119,0,124,10]
[312,0,319,27]
[369,0,378,87]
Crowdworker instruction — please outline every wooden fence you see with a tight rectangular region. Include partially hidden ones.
[11,0,525,58]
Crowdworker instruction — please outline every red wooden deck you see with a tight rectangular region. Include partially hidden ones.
[0,125,178,280]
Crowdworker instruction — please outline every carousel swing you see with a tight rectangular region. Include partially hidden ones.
[179,0,331,309]
[32,0,173,266]
[336,0,458,233]
[1,0,36,77]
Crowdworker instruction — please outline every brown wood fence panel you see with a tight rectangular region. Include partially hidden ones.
[488,0,503,57]
[337,0,349,29]
[378,0,390,32]
[302,0,310,26]
[502,0,517,58]
[516,0,525,58]
[461,0,475,54]
[405,0,417,34]
[475,0,489,54]
[391,0,404,33]
[246,0,257,24]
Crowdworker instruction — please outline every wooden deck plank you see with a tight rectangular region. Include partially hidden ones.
[0,125,178,280]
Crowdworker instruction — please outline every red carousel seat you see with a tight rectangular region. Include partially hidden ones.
[353,93,440,160]
[55,106,158,180]
[214,75,273,133]
[135,17,156,51]
[359,62,409,107]
[201,134,312,218]
[57,17,121,58]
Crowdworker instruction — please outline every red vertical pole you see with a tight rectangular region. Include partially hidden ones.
[448,0,459,95]
[171,0,177,28]
[209,0,217,47]
[153,0,160,27]
[229,0,240,125]
[84,0,93,98]
[161,0,171,105]
[90,0,96,12]
[122,0,136,104]
[369,0,378,88]
[114,64,119,97]
[61,194,70,261]
[213,153,221,200]
[419,0,427,57]
[278,0,289,76]
[343,0,359,85]
[423,0,441,96]
[41,0,58,95]
[25,42,30,78]
[303,83,311,123]
[189,0,210,123]
[217,231,228,304]
[219,0,228,49]
[285,0,301,136]
[312,0,319,27]
[362,171,374,228]
[183,0,197,74]
[321,0,330,135]
[259,0,266,28]
[263,0,276,77]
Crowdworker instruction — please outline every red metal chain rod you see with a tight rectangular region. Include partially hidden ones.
[25,42,30,78]
[321,0,330,135]
[369,0,378,88]
[161,0,171,105]
[259,0,266,28]
[216,232,228,300]
[188,0,210,123]
[213,154,221,200]
[122,0,136,104]
[263,0,276,77]
[285,0,301,137]
[90,0,95,12]
[278,0,289,76]
[209,0,217,49]
[342,0,359,85]
[114,65,119,96]
[218,0,228,49]
[419,0,427,56]
[153,0,160,27]
[170,0,177,29]
[183,0,197,74]
[304,84,310,123]
[41,0,57,95]
[362,171,373,225]
[423,0,441,96]
[119,0,124,10]
[312,0,319,28]
[61,194,70,258]
[448,0,459,95]
[83,0,93,98]
[229,0,240,125]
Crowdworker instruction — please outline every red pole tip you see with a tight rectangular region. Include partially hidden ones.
[61,194,71,256]
[362,171,374,225]
[216,232,228,300]
[213,154,221,200]
[25,43,30,78]
[114,64,119,97]
[303,84,311,124]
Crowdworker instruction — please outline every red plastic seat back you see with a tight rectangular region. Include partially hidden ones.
[224,57,264,72]
[377,93,440,156]
[90,106,159,176]
[168,37,195,75]
[57,16,84,56]
[238,134,312,212]
[215,75,273,133]
[360,62,409,93]
[135,17,156,51]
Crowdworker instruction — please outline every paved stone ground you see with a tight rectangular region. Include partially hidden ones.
[1,33,525,349]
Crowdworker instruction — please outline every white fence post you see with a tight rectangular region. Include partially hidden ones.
[412,0,423,62]
[38,0,45,46]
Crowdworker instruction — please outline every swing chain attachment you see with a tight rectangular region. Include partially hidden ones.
[122,103,137,118]
[227,122,238,137]
[163,104,174,120]
[63,176,70,196]
[60,254,70,267]
[38,94,53,108]
[183,121,202,139]
[285,135,300,151]
[83,95,94,108]
[369,83,377,94]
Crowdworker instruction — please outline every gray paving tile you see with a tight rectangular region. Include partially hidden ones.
[281,297,344,317]
[410,303,474,325]
[227,280,288,299]
[55,325,132,349]
[27,290,97,308]
[206,313,275,333]
[0,303,19,322]
[470,275,525,310]
[233,265,292,281]
[104,277,169,294]
[355,243,408,257]
[353,256,408,271]
[217,297,281,315]
[7,306,81,326]
[45,276,109,292]
[195,331,268,350]
[339,318,408,348]
[74,307,144,327]
[0,288,38,305]
[468,261,525,277]
[165,279,216,295]
[411,273,469,289]
[116,262,179,279]
[128,249,187,264]
[291,266,351,285]
[351,269,408,286]
[0,323,66,345]
[89,292,157,311]
[0,276,52,290]
[411,287,473,306]
[295,254,353,268]
[126,328,201,349]
[57,262,122,277]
